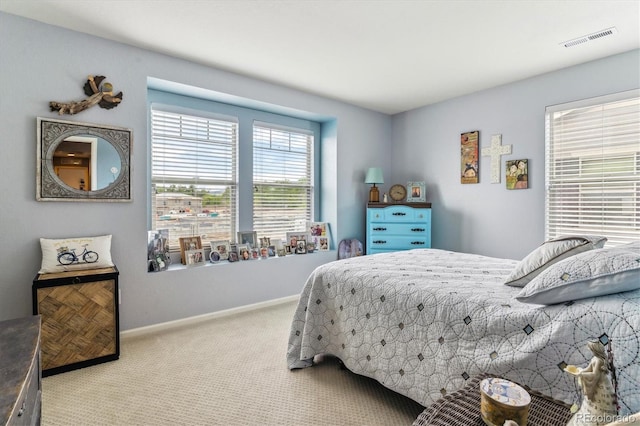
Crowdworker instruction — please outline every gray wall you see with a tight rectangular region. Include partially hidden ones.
[0,12,391,329]
[391,49,640,260]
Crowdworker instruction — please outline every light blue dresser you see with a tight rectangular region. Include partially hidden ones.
[366,202,432,254]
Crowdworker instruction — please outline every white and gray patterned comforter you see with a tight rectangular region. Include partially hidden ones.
[286,249,640,414]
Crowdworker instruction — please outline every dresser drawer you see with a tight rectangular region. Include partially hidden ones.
[368,206,431,223]
[369,223,429,236]
[368,235,430,251]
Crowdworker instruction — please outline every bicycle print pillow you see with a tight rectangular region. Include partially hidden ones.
[39,235,114,274]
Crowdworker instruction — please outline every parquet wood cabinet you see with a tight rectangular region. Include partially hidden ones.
[0,315,42,426]
[366,202,432,254]
[32,266,119,377]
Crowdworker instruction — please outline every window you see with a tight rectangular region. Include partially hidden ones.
[151,107,238,249]
[545,90,640,246]
[253,122,313,241]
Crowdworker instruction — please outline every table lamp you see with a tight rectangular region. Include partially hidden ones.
[365,167,384,203]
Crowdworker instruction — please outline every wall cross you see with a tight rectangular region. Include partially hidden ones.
[481,134,512,183]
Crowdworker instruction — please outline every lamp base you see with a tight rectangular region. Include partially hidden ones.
[369,186,380,203]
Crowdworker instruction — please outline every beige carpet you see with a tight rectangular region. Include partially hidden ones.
[42,300,425,426]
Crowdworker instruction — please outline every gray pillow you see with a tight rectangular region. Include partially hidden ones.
[515,242,640,305]
[503,235,607,287]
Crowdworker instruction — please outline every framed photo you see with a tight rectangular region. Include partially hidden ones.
[259,237,271,248]
[461,130,479,184]
[306,241,316,253]
[251,248,259,259]
[209,240,231,261]
[237,231,257,248]
[228,251,239,262]
[308,222,328,237]
[148,229,170,272]
[259,246,269,259]
[185,249,205,267]
[267,245,276,257]
[179,236,202,264]
[209,251,221,263]
[238,244,251,261]
[295,239,307,254]
[316,237,329,251]
[286,232,310,252]
[506,159,529,190]
[406,181,426,202]
[276,247,287,257]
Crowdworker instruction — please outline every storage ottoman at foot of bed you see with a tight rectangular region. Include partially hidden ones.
[413,374,573,426]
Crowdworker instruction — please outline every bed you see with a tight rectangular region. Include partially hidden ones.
[287,243,640,415]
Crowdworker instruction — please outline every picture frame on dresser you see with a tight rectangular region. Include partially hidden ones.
[406,181,426,202]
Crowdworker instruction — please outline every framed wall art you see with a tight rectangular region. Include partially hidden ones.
[461,130,479,184]
[406,181,426,202]
[506,159,529,190]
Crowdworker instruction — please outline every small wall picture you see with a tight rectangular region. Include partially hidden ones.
[461,130,479,184]
[237,231,257,248]
[506,159,529,190]
[209,240,230,261]
[185,249,205,267]
[406,181,426,202]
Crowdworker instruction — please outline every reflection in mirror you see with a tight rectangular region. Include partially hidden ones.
[37,117,132,201]
[53,136,122,191]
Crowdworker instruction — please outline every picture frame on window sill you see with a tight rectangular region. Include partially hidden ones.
[406,181,426,202]
[185,249,206,267]
[179,236,202,265]
[209,240,231,261]
[237,231,258,248]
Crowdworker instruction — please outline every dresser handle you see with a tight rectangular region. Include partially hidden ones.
[411,241,425,245]
[392,212,406,216]
[373,240,387,244]
[373,227,387,231]
[411,228,425,232]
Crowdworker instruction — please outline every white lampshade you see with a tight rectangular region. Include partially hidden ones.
[365,167,384,184]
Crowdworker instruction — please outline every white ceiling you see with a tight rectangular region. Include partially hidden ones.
[2,0,639,114]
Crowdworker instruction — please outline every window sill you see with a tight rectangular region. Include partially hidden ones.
[149,250,336,273]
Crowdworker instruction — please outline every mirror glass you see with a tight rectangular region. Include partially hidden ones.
[37,117,132,201]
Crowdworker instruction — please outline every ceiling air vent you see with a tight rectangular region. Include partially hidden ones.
[561,27,618,48]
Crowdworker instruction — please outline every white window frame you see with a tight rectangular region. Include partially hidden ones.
[545,89,640,247]
[150,105,238,250]
[252,121,314,242]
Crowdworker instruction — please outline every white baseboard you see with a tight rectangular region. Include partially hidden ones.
[121,294,300,340]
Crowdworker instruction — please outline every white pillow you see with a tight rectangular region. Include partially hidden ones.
[503,235,607,287]
[515,242,640,305]
[39,235,114,274]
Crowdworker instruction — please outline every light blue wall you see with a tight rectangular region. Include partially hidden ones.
[0,12,391,329]
[3,11,636,330]
[390,49,640,260]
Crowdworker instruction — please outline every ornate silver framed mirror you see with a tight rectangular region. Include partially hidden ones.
[37,117,132,202]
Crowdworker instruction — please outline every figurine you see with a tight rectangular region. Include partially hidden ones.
[383,193,388,203]
[565,341,618,426]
